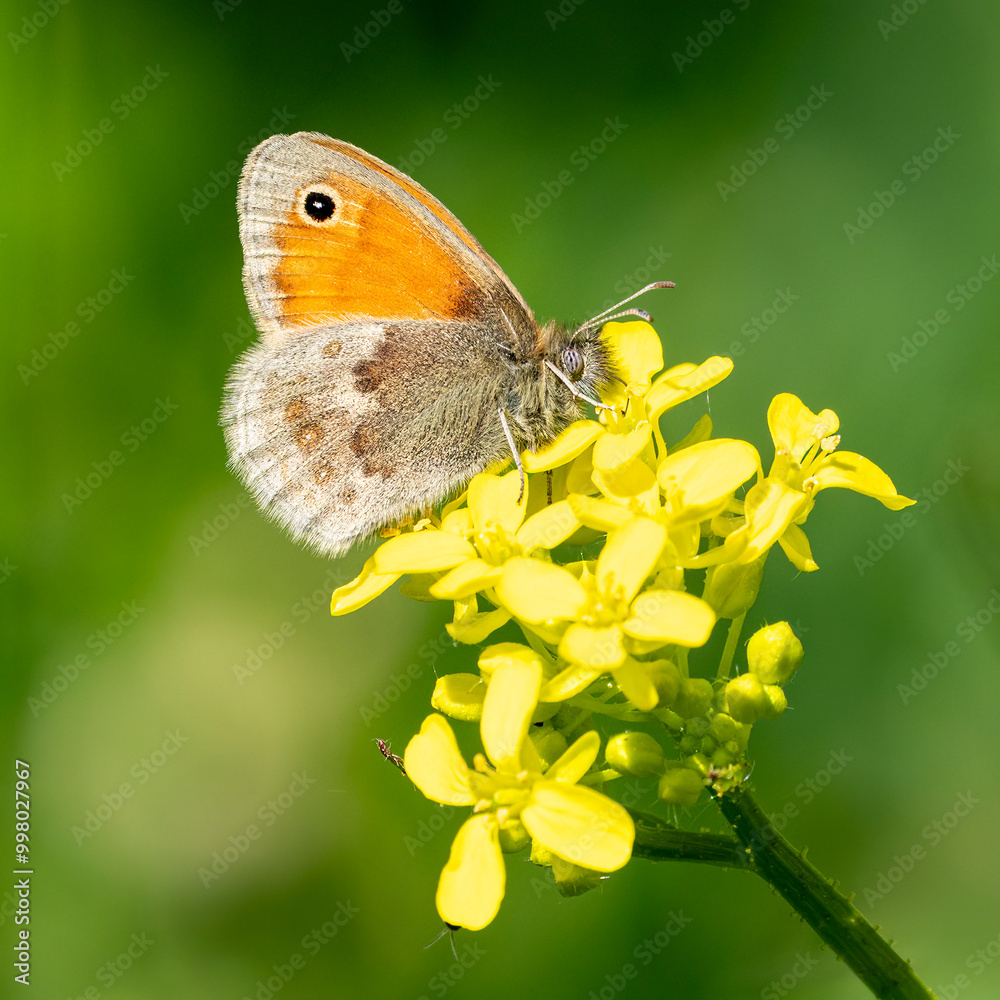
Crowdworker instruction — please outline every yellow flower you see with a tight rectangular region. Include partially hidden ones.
[331,470,581,637]
[728,394,915,571]
[495,516,716,711]
[404,646,634,930]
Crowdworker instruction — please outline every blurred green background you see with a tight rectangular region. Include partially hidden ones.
[3,0,998,997]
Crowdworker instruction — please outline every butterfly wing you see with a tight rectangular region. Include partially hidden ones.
[238,132,535,347]
[224,133,534,555]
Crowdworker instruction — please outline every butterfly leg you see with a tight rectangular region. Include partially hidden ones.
[497,407,526,501]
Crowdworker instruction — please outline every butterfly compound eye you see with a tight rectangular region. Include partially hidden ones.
[561,346,585,381]
[303,190,336,222]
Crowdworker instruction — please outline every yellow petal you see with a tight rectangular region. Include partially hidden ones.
[431,559,503,600]
[811,452,915,510]
[479,642,548,679]
[522,783,634,872]
[646,357,733,421]
[522,421,604,473]
[602,320,663,389]
[374,531,476,574]
[431,673,487,721]
[404,715,475,806]
[330,556,400,615]
[611,657,659,711]
[468,470,527,534]
[480,654,543,763]
[495,558,587,623]
[539,661,602,702]
[515,500,580,552]
[566,446,597,494]
[777,522,819,572]
[447,599,511,644]
[567,494,632,532]
[597,517,666,602]
[657,439,760,525]
[559,623,626,670]
[592,424,653,474]
[436,814,505,931]
[545,730,601,784]
[592,456,658,502]
[623,590,716,647]
[441,507,473,536]
[767,393,839,460]
[734,479,811,563]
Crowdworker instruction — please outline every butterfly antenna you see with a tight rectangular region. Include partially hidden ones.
[576,280,676,334]
[425,923,460,961]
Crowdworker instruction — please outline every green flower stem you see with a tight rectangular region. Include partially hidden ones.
[629,809,754,869]
[569,694,650,722]
[717,612,746,681]
[713,786,937,1000]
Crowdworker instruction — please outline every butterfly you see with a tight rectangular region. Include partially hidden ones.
[222,132,668,555]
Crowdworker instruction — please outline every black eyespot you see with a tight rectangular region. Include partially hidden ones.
[303,191,336,222]
[561,346,585,381]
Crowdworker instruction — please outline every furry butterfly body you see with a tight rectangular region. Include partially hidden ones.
[222,133,612,556]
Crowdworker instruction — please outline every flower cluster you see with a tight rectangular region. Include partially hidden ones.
[332,322,913,930]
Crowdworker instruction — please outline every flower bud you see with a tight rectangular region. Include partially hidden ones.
[724,674,787,723]
[657,765,704,807]
[530,726,568,770]
[702,557,764,619]
[549,855,605,897]
[606,731,666,778]
[672,677,714,719]
[647,659,681,706]
[430,673,486,721]
[746,622,803,685]
[709,713,738,744]
[499,822,531,854]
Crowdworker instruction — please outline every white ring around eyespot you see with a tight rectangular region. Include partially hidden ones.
[297,183,342,226]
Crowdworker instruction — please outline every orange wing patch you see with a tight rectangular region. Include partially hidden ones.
[271,174,483,327]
